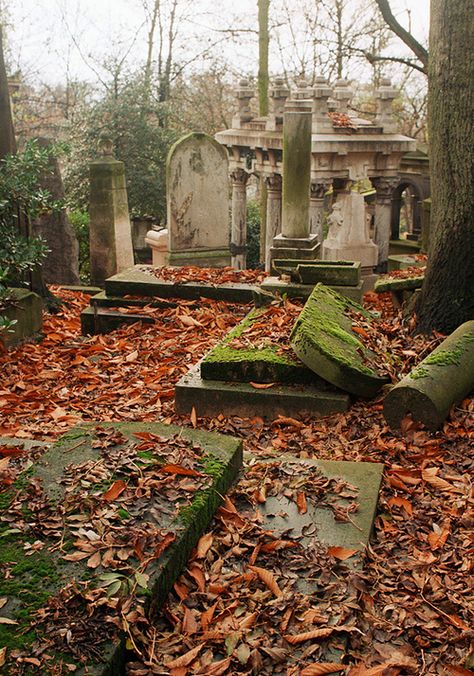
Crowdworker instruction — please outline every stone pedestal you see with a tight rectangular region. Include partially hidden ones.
[230,168,249,270]
[145,228,169,267]
[322,191,378,269]
[89,146,134,286]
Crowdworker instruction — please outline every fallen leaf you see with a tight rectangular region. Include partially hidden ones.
[248,565,282,597]
[0,617,18,625]
[196,533,213,558]
[160,464,202,477]
[87,551,102,569]
[103,479,127,502]
[328,546,359,561]
[300,664,346,675]
[249,382,275,389]
[283,627,334,644]
[165,644,203,669]
[296,491,307,514]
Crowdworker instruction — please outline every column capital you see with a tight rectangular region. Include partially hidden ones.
[372,176,399,201]
[310,179,332,199]
[265,173,282,192]
[230,167,249,186]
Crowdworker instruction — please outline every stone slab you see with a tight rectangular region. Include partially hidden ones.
[89,291,180,310]
[80,306,155,335]
[104,266,257,303]
[166,248,231,268]
[2,288,43,348]
[175,362,350,419]
[59,285,103,295]
[387,255,426,272]
[272,233,319,249]
[260,277,364,303]
[0,422,242,675]
[290,284,390,397]
[240,455,383,556]
[388,239,421,255]
[273,259,361,286]
[374,275,424,293]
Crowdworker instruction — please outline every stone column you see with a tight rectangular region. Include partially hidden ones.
[266,77,290,131]
[89,138,134,286]
[375,78,399,133]
[230,168,249,270]
[310,180,331,241]
[265,174,282,271]
[281,97,312,239]
[312,77,333,134]
[372,177,399,271]
[232,79,254,129]
[333,79,353,115]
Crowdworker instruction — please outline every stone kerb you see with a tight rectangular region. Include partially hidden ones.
[166,132,230,266]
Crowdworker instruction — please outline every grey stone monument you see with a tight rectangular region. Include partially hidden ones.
[166,132,230,267]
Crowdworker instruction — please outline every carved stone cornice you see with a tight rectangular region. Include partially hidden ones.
[310,180,332,199]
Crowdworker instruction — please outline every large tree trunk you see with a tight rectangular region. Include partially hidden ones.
[416,0,474,334]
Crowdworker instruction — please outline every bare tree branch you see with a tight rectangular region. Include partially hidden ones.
[374,0,428,70]
[364,51,427,75]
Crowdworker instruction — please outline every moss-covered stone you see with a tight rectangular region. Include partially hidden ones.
[375,275,424,293]
[1,288,43,348]
[290,284,390,397]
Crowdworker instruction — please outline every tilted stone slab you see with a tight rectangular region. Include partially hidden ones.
[387,254,426,272]
[290,284,390,397]
[175,362,350,419]
[105,265,258,303]
[273,259,361,286]
[374,274,424,293]
[201,307,320,385]
[384,320,474,431]
[0,422,242,674]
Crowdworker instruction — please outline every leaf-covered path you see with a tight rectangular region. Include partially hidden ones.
[0,288,472,674]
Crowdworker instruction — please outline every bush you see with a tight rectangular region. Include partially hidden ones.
[69,209,90,282]
[246,199,262,269]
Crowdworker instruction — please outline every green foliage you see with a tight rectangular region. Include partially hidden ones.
[69,209,90,282]
[64,76,178,220]
[246,199,261,269]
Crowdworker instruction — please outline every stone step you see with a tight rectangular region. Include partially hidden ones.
[105,265,258,304]
[80,306,155,335]
[89,291,181,310]
[175,362,350,419]
[0,422,242,674]
[290,284,390,397]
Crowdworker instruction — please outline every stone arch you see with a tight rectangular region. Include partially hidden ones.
[390,177,424,240]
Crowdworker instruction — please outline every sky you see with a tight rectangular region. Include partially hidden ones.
[2,0,430,87]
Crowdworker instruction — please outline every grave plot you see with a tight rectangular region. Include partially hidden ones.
[261,259,364,303]
[0,422,242,674]
[81,265,268,335]
[290,284,391,397]
[176,299,350,419]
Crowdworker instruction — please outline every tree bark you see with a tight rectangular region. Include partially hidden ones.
[416,0,474,334]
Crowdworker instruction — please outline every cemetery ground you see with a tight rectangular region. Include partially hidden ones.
[0,286,472,675]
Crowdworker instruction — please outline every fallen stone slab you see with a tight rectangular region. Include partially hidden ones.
[105,265,258,304]
[290,284,390,397]
[260,276,363,303]
[387,254,426,272]
[88,291,180,310]
[201,307,319,385]
[273,259,361,287]
[80,306,155,335]
[0,422,242,674]
[384,320,474,431]
[176,362,350,419]
[374,275,424,294]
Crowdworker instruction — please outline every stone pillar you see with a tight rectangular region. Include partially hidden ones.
[312,77,333,134]
[89,138,134,286]
[232,79,254,129]
[333,79,353,115]
[310,180,331,241]
[230,168,249,270]
[265,174,282,271]
[281,96,312,239]
[372,177,399,271]
[375,78,399,133]
[266,77,290,131]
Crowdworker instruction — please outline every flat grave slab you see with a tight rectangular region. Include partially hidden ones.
[80,305,155,335]
[0,422,242,674]
[290,284,390,397]
[273,259,361,286]
[260,276,364,303]
[175,361,350,419]
[387,254,426,272]
[374,274,424,294]
[104,265,262,304]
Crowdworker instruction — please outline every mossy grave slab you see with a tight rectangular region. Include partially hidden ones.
[0,422,242,675]
[260,276,364,304]
[175,362,350,419]
[2,288,43,348]
[374,274,424,293]
[290,284,390,398]
[201,306,323,385]
[273,259,361,286]
[104,265,258,303]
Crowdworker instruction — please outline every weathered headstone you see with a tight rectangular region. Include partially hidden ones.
[89,138,134,286]
[31,138,80,285]
[166,132,230,267]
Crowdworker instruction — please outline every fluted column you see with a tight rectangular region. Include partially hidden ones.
[372,177,399,271]
[310,180,331,241]
[230,168,249,269]
[265,174,282,271]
